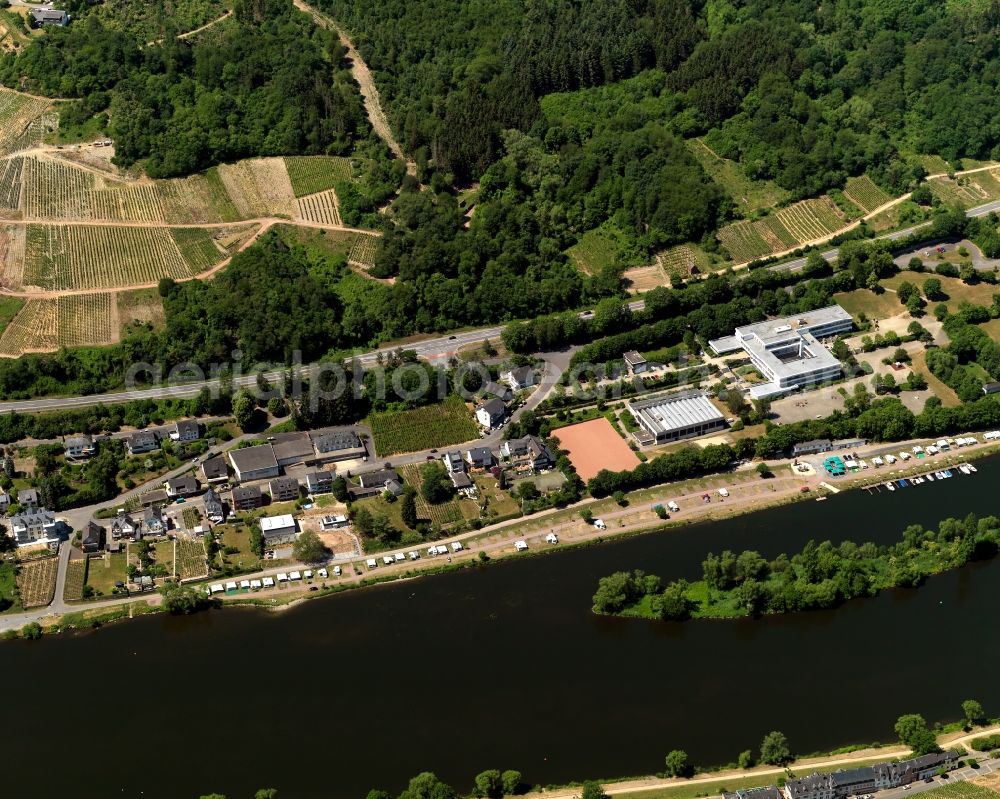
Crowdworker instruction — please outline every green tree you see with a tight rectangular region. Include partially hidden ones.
[760,730,791,765]
[501,770,522,796]
[580,508,594,524]
[421,462,455,504]
[923,278,944,301]
[255,791,278,799]
[962,699,986,727]
[292,531,328,564]
[906,292,923,316]
[738,750,754,769]
[232,390,257,431]
[664,750,691,777]
[474,769,503,798]
[895,714,938,755]
[581,782,609,799]
[250,526,264,558]
[331,475,349,502]
[161,582,209,615]
[399,772,457,799]
[401,491,418,528]
[20,621,42,640]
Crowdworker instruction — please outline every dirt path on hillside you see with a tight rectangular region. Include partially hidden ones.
[291,0,416,175]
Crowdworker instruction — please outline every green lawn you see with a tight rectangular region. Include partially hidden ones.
[215,525,263,572]
[882,273,998,313]
[833,288,906,322]
[0,560,21,613]
[912,783,1000,799]
[152,540,175,578]
[85,553,128,597]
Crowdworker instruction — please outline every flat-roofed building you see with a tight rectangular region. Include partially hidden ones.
[259,514,297,545]
[626,390,726,445]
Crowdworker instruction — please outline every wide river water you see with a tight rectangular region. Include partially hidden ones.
[3,458,999,799]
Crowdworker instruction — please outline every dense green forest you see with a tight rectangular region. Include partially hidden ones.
[593,514,1000,620]
[0,0,368,175]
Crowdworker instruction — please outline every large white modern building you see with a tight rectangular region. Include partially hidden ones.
[708,305,852,400]
[626,390,727,445]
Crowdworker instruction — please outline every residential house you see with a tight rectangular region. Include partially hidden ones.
[501,435,555,472]
[442,451,475,495]
[81,521,105,554]
[170,420,200,442]
[320,515,348,530]
[259,514,297,546]
[480,381,513,402]
[110,514,138,541]
[201,456,229,484]
[781,752,960,799]
[142,507,167,537]
[311,429,367,463]
[383,478,405,497]
[271,432,315,468]
[30,8,69,27]
[464,447,494,470]
[305,471,333,495]
[983,382,1000,395]
[350,469,402,498]
[65,435,96,459]
[231,485,263,511]
[475,398,506,430]
[229,444,279,482]
[724,788,783,799]
[442,451,464,474]
[791,438,832,458]
[0,490,9,513]
[126,430,159,455]
[164,475,199,499]
[17,488,39,509]
[140,489,168,508]
[623,350,648,375]
[268,476,300,503]
[10,508,57,545]
[501,365,535,391]
[202,490,225,523]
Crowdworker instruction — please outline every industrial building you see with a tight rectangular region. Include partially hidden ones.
[626,390,726,445]
[708,305,853,400]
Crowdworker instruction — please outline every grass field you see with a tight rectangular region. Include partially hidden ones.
[843,175,891,213]
[284,156,352,197]
[85,552,128,596]
[566,227,630,274]
[0,295,23,334]
[717,197,845,262]
[368,395,479,456]
[0,560,19,613]
[117,287,165,334]
[833,288,906,321]
[216,525,262,572]
[153,540,175,578]
[916,783,1000,799]
[63,558,86,601]
[882,273,998,313]
[15,557,58,607]
[911,348,962,408]
[686,138,789,214]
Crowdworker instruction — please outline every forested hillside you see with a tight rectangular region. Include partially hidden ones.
[0,0,369,176]
[324,0,1000,197]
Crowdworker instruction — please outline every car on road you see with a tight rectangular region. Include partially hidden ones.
[448,335,456,340]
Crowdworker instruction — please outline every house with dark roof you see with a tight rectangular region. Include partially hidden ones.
[31,8,69,27]
[271,432,314,467]
[500,435,554,472]
[479,381,513,402]
[140,489,168,508]
[358,469,398,489]
[201,456,229,483]
[311,429,366,462]
[142,507,167,537]
[110,514,138,541]
[464,447,494,470]
[305,471,333,494]
[268,476,300,502]
[475,398,506,430]
[229,445,279,482]
[82,521,105,553]
[171,419,200,442]
[10,508,57,545]
[17,488,39,508]
[231,485,263,511]
[164,475,199,498]
[350,469,402,498]
[202,489,225,523]
[623,350,648,375]
[126,430,159,455]
[65,435,96,459]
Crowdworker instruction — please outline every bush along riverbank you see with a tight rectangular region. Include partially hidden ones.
[593,514,1000,621]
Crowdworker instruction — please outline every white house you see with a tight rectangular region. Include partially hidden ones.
[10,508,57,546]
[259,514,297,546]
[475,398,506,429]
[65,435,96,459]
[502,365,535,391]
[170,420,200,442]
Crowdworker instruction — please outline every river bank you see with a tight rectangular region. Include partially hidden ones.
[5,436,999,638]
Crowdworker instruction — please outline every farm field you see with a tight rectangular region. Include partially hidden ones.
[177,539,208,581]
[367,395,479,455]
[117,287,165,335]
[929,170,1000,205]
[15,557,58,608]
[686,138,789,214]
[284,156,352,197]
[23,224,208,290]
[0,298,56,356]
[0,156,23,215]
[57,293,119,347]
[63,557,87,602]
[717,196,845,262]
[0,89,52,157]
[158,168,241,223]
[843,175,891,213]
[217,158,297,219]
[168,227,225,272]
[296,188,341,226]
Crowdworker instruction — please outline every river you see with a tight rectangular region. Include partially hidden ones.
[3,459,999,799]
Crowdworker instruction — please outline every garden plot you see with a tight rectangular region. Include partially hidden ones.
[347,233,380,267]
[177,538,208,581]
[843,176,891,213]
[158,169,241,223]
[0,224,24,287]
[0,156,23,215]
[0,299,57,356]
[57,293,119,348]
[217,158,297,219]
[23,224,199,290]
[284,155,352,197]
[296,188,341,226]
[15,557,58,608]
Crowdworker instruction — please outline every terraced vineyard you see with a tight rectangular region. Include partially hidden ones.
[23,225,197,290]
[24,157,95,219]
[89,182,165,222]
[217,158,297,218]
[297,188,341,225]
[57,293,118,348]
[348,233,380,267]
[158,169,241,224]
[15,557,58,608]
[0,156,23,215]
[659,244,710,277]
[0,89,51,156]
[843,176,891,213]
[0,223,24,288]
[284,155,352,197]
[0,298,57,355]
[169,227,225,273]
[718,196,845,262]
[368,395,478,455]
[929,170,1000,205]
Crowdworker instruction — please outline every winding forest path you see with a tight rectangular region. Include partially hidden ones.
[177,10,233,40]
[291,0,416,176]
